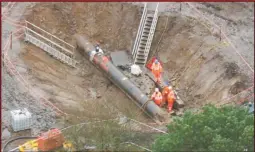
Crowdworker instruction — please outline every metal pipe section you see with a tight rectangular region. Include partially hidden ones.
[75,35,167,122]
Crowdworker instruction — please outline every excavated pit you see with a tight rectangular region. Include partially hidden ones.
[21,2,254,117]
[2,3,254,140]
[21,2,153,123]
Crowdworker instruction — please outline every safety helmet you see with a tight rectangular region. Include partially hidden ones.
[95,45,99,52]
[155,88,159,92]
[154,59,159,64]
[168,86,172,90]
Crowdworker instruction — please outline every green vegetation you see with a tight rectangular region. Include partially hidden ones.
[63,120,158,151]
[153,105,254,152]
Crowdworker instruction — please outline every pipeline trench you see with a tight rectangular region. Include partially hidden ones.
[2,2,254,151]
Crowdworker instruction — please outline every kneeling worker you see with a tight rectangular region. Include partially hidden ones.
[162,86,173,106]
[151,88,163,107]
[90,44,104,61]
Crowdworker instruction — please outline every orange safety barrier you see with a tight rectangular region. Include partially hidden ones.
[38,129,65,151]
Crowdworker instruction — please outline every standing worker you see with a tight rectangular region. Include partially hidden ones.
[167,91,176,113]
[162,86,173,106]
[151,88,163,107]
[151,59,163,83]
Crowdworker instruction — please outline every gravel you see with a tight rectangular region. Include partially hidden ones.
[2,128,11,140]
[2,2,56,139]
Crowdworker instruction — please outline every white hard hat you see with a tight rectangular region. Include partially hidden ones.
[155,88,159,92]
[168,86,172,90]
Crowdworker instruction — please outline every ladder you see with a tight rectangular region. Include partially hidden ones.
[24,21,78,68]
[132,3,159,66]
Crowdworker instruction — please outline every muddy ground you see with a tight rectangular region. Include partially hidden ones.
[151,15,253,108]
[23,2,254,110]
[2,2,254,150]
[21,2,151,121]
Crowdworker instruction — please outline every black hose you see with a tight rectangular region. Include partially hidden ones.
[2,136,37,152]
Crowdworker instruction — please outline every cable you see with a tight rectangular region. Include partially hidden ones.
[2,34,67,115]
[3,5,169,148]
[5,4,253,146]
[2,136,37,152]
[186,2,254,74]
[2,10,76,116]
[120,142,152,152]
[2,29,67,115]
[152,12,170,59]
[215,85,254,106]
[2,26,87,120]
[128,118,168,134]
[7,119,119,152]
[223,93,254,106]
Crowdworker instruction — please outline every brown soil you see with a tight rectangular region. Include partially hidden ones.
[150,15,253,108]
[22,2,152,124]
[26,2,140,51]
[20,2,253,121]
[2,2,254,149]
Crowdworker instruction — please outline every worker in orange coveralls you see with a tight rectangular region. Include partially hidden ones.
[167,91,176,113]
[151,59,163,83]
[151,88,163,107]
[162,86,174,107]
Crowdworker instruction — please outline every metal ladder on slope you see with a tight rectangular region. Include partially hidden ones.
[132,3,159,66]
[24,21,78,68]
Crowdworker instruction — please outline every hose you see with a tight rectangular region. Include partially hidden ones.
[149,14,170,61]
[2,136,37,152]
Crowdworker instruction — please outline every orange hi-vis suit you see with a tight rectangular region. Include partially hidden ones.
[151,62,163,83]
[151,91,163,106]
[167,92,176,112]
[162,87,173,105]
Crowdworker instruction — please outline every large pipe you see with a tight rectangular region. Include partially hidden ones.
[74,35,167,122]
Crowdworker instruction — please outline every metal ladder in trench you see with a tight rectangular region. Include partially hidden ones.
[132,3,159,66]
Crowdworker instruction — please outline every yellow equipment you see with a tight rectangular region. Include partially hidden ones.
[63,141,75,151]
[18,140,38,152]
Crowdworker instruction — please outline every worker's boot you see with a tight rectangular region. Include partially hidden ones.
[168,104,173,113]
